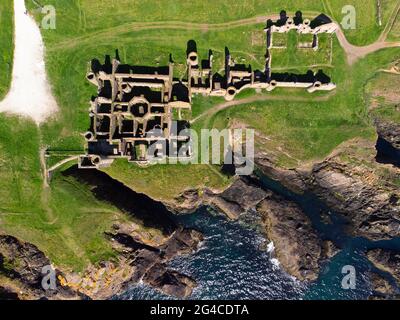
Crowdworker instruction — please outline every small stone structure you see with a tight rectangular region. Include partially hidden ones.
[80,12,338,168]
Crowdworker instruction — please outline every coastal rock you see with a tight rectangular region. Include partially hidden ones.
[375,118,400,152]
[58,168,203,299]
[321,240,340,259]
[170,189,203,213]
[367,249,400,285]
[206,177,268,219]
[0,286,19,300]
[160,228,204,260]
[0,234,82,300]
[257,139,400,241]
[0,235,50,288]
[203,176,324,282]
[143,263,196,298]
[255,157,307,194]
[367,272,397,299]
[102,227,203,298]
[257,194,322,281]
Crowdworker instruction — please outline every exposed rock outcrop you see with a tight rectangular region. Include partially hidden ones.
[205,177,268,219]
[367,249,400,285]
[321,240,340,260]
[257,194,322,281]
[257,139,400,241]
[103,227,202,299]
[143,263,196,298]
[0,235,83,300]
[0,286,19,300]
[375,118,400,152]
[0,226,202,300]
[367,271,398,300]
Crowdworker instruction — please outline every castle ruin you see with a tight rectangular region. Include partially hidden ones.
[79,12,338,168]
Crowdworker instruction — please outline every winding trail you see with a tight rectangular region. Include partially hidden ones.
[49,7,400,68]
[0,0,58,124]
[333,1,400,65]
[49,14,281,51]
[47,156,79,177]
[39,146,89,262]
[191,92,334,124]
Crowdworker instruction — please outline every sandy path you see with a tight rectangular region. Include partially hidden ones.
[335,27,400,65]
[335,2,400,65]
[0,0,58,124]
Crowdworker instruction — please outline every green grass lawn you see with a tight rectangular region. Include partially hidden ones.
[323,0,399,46]
[387,8,400,41]
[0,0,13,99]
[0,115,135,271]
[271,31,332,70]
[28,0,398,177]
[103,161,232,203]
[27,0,325,41]
[0,0,397,273]
[365,71,400,124]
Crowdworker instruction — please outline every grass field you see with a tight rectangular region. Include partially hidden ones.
[103,161,231,203]
[0,0,398,273]
[270,32,332,70]
[0,0,13,99]
[387,8,400,42]
[323,0,399,46]
[365,71,400,124]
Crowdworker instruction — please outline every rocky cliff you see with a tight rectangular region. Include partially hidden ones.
[256,139,400,241]
[0,224,202,300]
[0,235,83,300]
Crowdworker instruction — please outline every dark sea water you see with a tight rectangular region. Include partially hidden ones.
[117,172,400,300]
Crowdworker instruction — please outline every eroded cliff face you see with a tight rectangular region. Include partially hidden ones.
[0,235,82,300]
[366,249,400,299]
[368,249,400,284]
[0,167,205,300]
[0,225,203,300]
[257,139,400,241]
[63,226,202,300]
[367,271,399,300]
[375,119,400,153]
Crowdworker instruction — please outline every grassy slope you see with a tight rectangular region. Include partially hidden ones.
[0,1,145,272]
[0,0,13,99]
[271,32,332,70]
[365,71,400,124]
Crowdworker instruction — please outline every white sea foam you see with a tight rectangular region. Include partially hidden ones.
[266,241,275,253]
[270,258,280,269]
